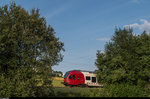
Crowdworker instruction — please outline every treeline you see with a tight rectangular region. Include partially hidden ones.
[95,28,150,97]
[0,2,64,97]
[52,70,63,77]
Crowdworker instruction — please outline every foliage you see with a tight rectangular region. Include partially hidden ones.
[52,77,101,97]
[53,87,101,97]
[0,69,36,97]
[0,2,64,97]
[98,83,149,97]
[52,70,63,77]
[95,28,150,86]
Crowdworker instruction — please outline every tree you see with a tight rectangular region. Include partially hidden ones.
[52,70,63,77]
[0,2,64,97]
[95,28,150,86]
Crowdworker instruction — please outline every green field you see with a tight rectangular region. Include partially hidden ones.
[52,77,102,97]
[53,87,101,97]
[52,77,65,87]
[51,77,150,97]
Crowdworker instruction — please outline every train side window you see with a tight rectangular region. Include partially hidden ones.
[69,75,72,79]
[86,76,90,80]
[92,77,96,82]
[73,75,75,79]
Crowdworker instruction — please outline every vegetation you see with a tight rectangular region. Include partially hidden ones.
[0,2,64,97]
[53,87,102,97]
[98,83,149,97]
[52,77,65,87]
[52,70,63,77]
[1,1,150,97]
[95,28,150,97]
[51,77,102,97]
[52,77,150,97]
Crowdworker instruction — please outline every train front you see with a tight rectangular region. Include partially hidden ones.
[63,71,70,86]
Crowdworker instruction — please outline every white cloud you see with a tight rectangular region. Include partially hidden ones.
[96,37,110,41]
[46,8,65,19]
[132,0,140,4]
[45,1,74,19]
[124,19,150,32]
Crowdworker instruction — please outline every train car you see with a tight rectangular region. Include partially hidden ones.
[63,70,102,87]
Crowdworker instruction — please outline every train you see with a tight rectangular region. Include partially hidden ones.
[62,70,103,87]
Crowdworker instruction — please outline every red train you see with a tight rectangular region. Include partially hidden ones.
[63,70,102,87]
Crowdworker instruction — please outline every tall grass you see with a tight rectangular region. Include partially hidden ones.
[52,77,150,97]
[53,87,101,97]
[52,77,65,87]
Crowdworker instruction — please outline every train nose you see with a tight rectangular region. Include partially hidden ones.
[64,78,68,82]
[63,79,68,85]
[61,81,68,85]
[64,78,67,83]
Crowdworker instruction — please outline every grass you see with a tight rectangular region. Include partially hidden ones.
[52,77,102,97]
[36,77,150,97]
[52,77,65,87]
[53,87,101,97]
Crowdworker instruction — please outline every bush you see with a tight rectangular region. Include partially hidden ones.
[0,70,54,97]
[88,89,101,97]
[53,87,98,97]
[98,83,149,97]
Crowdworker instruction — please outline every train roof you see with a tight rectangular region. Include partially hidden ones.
[67,70,96,74]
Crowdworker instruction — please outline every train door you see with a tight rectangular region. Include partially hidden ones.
[72,74,83,85]
[75,73,85,85]
[69,74,84,85]
[74,74,80,85]
[68,74,75,85]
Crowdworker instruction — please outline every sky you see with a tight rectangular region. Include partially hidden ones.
[1,0,150,74]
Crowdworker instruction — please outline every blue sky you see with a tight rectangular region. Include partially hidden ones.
[1,0,150,74]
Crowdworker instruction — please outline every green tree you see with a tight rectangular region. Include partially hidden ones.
[52,70,63,77]
[0,2,64,97]
[95,28,150,86]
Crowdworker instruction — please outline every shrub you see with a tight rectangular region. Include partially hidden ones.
[98,83,149,97]
[0,70,54,97]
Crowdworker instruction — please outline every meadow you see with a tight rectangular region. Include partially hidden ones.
[52,77,65,87]
[37,77,150,97]
[52,77,102,97]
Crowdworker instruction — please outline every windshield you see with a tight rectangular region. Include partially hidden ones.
[64,72,70,79]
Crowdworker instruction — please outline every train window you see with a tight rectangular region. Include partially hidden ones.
[64,72,70,79]
[92,77,96,82]
[86,76,90,80]
[73,75,75,79]
[69,75,72,79]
